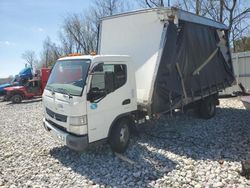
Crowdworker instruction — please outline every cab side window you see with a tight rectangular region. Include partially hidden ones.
[90,64,127,94]
[114,64,126,89]
[91,73,105,91]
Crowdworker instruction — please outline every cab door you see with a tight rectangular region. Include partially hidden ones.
[86,62,133,143]
[26,81,42,96]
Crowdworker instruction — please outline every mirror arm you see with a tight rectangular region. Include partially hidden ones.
[87,90,107,103]
[93,94,106,103]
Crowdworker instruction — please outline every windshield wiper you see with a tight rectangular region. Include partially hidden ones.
[57,88,72,99]
[46,86,55,95]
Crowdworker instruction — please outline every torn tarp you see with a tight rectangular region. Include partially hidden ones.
[152,21,234,114]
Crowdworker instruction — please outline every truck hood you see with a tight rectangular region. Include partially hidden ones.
[4,86,25,91]
[43,89,87,117]
[0,83,11,91]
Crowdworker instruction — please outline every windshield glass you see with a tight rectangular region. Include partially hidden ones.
[19,67,32,75]
[46,59,90,96]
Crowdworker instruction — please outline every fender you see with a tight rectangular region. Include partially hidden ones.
[107,112,135,139]
[9,91,25,98]
[4,90,24,101]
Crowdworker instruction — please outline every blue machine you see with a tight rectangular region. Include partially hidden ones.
[0,67,33,96]
[18,67,33,80]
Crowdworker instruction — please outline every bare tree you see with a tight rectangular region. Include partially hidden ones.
[60,14,97,54]
[224,0,250,51]
[156,0,250,51]
[137,0,165,8]
[59,31,74,55]
[22,50,36,70]
[39,37,61,68]
[91,0,126,17]
[142,0,250,51]
[145,0,164,7]
[88,0,128,51]
[58,0,126,55]
[235,36,250,52]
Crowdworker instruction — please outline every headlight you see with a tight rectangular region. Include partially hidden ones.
[69,115,87,126]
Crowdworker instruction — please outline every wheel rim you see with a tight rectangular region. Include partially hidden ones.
[119,126,128,144]
[14,95,21,103]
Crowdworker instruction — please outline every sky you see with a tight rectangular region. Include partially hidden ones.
[1,1,248,78]
[0,0,92,78]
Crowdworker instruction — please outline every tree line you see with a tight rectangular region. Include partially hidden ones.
[22,0,250,69]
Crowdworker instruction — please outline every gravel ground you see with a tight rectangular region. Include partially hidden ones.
[0,98,250,188]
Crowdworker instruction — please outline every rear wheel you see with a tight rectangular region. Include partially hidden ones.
[109,118,130,153]
[199,96,216,119]
[11,94,23,103]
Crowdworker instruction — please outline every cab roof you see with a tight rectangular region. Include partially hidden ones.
[58,55,132,62]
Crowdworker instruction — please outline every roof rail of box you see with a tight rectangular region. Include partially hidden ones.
[100,7,228,30]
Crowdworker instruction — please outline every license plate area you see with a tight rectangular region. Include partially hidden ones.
[49,127,67,144]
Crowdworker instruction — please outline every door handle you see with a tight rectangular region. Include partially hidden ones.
[122,99,131,105]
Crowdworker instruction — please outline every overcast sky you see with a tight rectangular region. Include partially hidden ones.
[0,0,92,78]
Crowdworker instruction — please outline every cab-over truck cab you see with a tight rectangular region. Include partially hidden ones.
[43,55,137,153]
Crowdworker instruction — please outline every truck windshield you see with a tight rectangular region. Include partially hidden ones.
[46,59,90,96]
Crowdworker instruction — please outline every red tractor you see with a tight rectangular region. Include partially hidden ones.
[4,68,50,103]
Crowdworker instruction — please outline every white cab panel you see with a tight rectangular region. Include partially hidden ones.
[86,57,137,143]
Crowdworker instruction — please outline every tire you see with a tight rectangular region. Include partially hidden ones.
[199,96,216,119]
[11,94,23,103]
[3,95,8,101]
[109,118,130,153]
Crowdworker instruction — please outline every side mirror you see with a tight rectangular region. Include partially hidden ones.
[87,87,106,103]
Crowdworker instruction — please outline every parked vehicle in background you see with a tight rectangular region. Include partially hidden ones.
[42,8,235,153]
[4,68,50,103]
[221,51,250,96]
[0,67,33,97]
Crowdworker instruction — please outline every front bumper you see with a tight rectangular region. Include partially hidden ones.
[43,118,88,151]
[0,90,6,97]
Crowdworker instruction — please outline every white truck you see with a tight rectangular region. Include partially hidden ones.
[42,8,235,153]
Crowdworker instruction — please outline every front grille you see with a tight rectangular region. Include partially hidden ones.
[47,119,67,132]
[46,108,67,122]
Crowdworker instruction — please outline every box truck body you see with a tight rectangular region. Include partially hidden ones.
[99,8,235,114]
[42,8,235,153]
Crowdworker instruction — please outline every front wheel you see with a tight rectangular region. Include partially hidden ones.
[109,118,130,153]
[11,94,23,103]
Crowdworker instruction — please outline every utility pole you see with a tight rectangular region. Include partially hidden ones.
[45,50,48,68]
[196,0,200,15]
[220,0,224,22]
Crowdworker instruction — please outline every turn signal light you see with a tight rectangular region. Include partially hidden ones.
[90,52,96,56]
[67,53,82,56]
